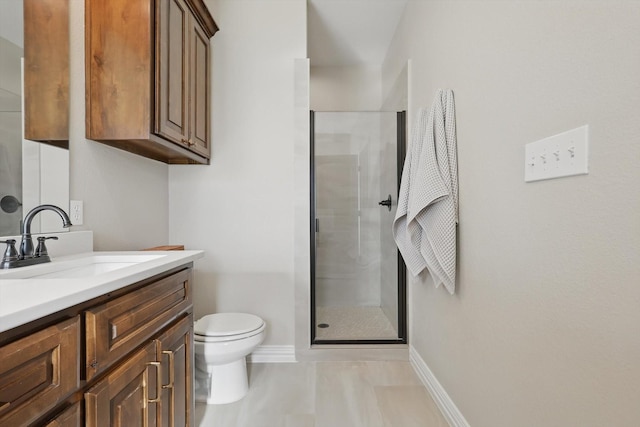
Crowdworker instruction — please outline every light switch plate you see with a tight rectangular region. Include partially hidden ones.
[524,125,589,182]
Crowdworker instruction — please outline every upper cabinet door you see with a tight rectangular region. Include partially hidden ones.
[189,17,211,158]
[24,0,70,147]
[85,0,153,141]
[157,0,211,159]
[156,0,189,146]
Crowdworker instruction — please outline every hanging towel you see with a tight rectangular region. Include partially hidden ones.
[392,89,458,294]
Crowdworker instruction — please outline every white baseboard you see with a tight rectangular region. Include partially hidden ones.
[409,346,470,427]
[248,345,296,363]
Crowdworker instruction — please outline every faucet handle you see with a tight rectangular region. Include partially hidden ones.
[35,236,58,258]
[1,239,19,264]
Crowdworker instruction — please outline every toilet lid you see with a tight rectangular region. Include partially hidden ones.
[194,313,264,337]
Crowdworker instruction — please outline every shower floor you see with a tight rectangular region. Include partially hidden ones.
[315,306,398,340]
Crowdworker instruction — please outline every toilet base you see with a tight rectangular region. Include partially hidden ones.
[195,357,249,405]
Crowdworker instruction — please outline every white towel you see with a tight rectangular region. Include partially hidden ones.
[392,89,458,294]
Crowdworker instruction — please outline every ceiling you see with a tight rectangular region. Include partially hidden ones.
[307,0,408,67]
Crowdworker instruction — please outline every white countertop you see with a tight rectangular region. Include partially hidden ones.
[0,250,204,333]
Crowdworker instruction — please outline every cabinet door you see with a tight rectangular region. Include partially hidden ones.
[156,0,190,146]
[24,0,70,144]
[0,317,80,426]
[45,402,82,427]
[189,18,211,158]
[85,341,159,427]
[156,315,193,427]
[86,0,152,140]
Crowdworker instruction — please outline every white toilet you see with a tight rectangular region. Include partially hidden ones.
[194,313,266,404]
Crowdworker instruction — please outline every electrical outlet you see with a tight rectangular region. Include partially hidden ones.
[524,125,589,182]
[70,200,83,225]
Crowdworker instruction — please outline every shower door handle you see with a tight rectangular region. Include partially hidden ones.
[378,195,392,211]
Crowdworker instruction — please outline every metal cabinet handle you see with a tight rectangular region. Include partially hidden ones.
[143,361,161,427]
[162,350,175,390]
[146,361,162,404]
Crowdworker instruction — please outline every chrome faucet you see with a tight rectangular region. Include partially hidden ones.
[0,204,72,269]
[20,204,73,258]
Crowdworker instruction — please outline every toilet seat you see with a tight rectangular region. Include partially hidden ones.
[194,313,265,343]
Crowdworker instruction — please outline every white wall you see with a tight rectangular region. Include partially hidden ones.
[37,144,69,233]
[311,65,382,111]
[0,1,23,47]
[382,1,640,426]
[68,0,169,250]
[169,0,307,346]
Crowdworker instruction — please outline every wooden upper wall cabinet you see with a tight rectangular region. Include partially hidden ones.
[85,0,218,164]
[24,0,70,148]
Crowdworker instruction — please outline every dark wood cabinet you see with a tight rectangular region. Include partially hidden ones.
[84,269,192,381]
[85,314,193,427]
[86,0,218,164]
[156,0,190,146]
[0,317,80,426]
[24,0,70,147]
[85,341,159,427]
[45,402,82,427]
[0,265,195,426]
[157,315,193,427]
[188,13,211,158]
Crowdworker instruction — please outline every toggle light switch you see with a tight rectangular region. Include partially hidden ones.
[524,125,589,182]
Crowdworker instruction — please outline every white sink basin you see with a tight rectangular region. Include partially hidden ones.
[0,254,166,279]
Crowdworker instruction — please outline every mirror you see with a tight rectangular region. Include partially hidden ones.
[0,0,70,237]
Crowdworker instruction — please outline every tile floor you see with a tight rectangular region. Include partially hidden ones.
[195,361,448,427]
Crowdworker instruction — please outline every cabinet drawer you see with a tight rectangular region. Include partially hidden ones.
[85,268,192,380]
[0,317,80,426]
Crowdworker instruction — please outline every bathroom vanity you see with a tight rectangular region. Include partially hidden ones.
[0,250,203,426]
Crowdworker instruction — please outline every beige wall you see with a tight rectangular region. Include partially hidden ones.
[67,0,169,250]
[169,0,307,345]
[311,65,382,111]
[382,1,640,425]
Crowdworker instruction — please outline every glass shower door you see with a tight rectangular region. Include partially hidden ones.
[311,111,406,343]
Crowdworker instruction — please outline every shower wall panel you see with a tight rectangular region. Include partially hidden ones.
[0,111,23,235]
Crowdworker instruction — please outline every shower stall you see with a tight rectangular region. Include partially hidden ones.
[311,110,406,344]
